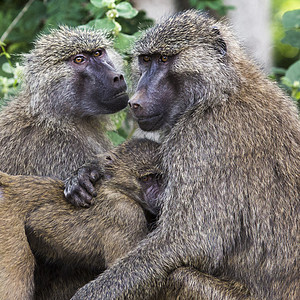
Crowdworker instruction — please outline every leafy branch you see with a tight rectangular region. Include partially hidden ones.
[274,9,300,107]
[84,0,140,53]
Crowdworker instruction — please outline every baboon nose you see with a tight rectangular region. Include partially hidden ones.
[113,74,124,83]
[128,101,140,110]
[112,73,126,90]
[129,91,145,113]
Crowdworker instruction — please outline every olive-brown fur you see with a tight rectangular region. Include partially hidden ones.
[0,26,125,179]
[0,139,160,300]
[72,10,300,300]
[0,26,129,298]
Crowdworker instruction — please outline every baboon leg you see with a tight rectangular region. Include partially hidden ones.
[0,213,35,300]
[161,267,252,300]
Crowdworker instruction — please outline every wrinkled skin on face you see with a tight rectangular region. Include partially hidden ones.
[139,173,162,216]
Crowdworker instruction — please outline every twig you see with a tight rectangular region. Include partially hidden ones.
[0,0,35,43]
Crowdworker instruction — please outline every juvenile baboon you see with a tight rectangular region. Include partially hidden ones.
[0,139,162,300]
[70,10,300,299]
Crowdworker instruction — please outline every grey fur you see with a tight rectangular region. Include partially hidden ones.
[0,26,127,299]
[0,26,124,179]
[72,10,300,300]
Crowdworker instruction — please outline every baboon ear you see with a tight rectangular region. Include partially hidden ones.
[212,26,227,56]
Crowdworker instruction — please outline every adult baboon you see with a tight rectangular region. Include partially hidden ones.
[0,26,129,299]
[70,10,300,299]
[0,139,162,300]
[0,26,128,190]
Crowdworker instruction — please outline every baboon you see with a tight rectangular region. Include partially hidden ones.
[0,26,129,299]
[0,26,128,187]
[70,10,300,299]
[0,139,162,300]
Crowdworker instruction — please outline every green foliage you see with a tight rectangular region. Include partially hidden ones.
[107,109,127,145]
[282,9,300,30]
[0,42,22,101]
[281,9,300,48]
[189,0,234,16]
[107,108,136,146]
[274,9,300,108]
[45,0,89,28]
[83,0,152,54]
[271,0,300,69]
[0,62,22,99]
[281,61,300,100]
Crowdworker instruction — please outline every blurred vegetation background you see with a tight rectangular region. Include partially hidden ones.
[0,0,299,143]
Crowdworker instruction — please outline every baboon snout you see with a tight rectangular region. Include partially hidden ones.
[109,71,126,90]
[128,101,140,110]
[128,91,145,112]
[113,73,124,83]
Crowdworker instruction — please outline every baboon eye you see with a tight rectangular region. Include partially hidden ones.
[73,56,85,64]
[160,55,168,62]
[94,50,103,57]
[140,175,151,182]
[143,55,151,62]
[140,174,156,182]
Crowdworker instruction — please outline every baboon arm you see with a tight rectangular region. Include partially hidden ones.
[70,159,243,298]
[71,232,178,299]
[162,267,252,300]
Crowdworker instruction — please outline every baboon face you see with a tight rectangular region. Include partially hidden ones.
[128,11,231,131]
[101,139,163,214]
[138,173,162,215]
[69,48,128,116]
[128,54,179,131]
[25,26,129,118]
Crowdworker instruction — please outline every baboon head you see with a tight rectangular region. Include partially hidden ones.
[129,10,240,132]
[100,139,163,215]
[23,26,128,119]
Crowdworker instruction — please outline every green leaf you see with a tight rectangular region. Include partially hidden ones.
[285,61,300,84]
[90,0,115,9]
[206,2,221,10]
[293,90,300,100]
[2,63,14,74]
[282,9,300,29]
[86,18,115,31]
[281,76,293,88]
[114,32,136,52]
[116,2,138,19]
[271,67,286,76]
[106,131,126,146]
[281,29,300,48]
[7,78,15,85]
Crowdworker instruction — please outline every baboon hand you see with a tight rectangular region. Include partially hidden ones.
[64,162,103,208]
